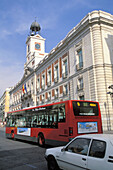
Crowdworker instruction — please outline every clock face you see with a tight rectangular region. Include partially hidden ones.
[35,43,40,50]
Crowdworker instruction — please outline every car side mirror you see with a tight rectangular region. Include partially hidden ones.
[61,147,66,152]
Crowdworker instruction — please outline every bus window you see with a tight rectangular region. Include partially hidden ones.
[31,115,37,127]
[18,116,26,127]
[6,115,16,127]
[58,104,65,122]
[26,116,32,127]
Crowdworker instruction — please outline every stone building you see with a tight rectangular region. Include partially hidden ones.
[9,10,113,131]
[0,88,11,124]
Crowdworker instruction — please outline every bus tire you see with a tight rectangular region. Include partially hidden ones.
[38,133,45,147]
[11,130,14,139]
[47,156,60,170]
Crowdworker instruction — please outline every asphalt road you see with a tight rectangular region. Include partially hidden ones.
[1,127,112,170]
[0,127,48,170]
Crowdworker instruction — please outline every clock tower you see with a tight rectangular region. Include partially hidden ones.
[24,20,47,73]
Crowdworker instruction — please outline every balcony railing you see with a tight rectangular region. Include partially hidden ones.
[55,93,58,99]
[21,90,33,101]
[77,83,84,91]
[62,71,68,79]
[63,90,68,96]
[54,76,59,83]
[47,81,51,87]
[76,62,83,71]
[47,97,51,101]
[37,87,40,93]
[42,99,45,104]
[42,84,45,90]
[37,101,39,106]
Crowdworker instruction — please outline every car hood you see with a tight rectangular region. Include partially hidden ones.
[45,146,64,158]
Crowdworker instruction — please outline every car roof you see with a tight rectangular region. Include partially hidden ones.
[77,134,113,144]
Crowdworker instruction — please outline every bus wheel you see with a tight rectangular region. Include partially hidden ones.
[11,131,14,139]
[47,156,60,170]
[38,133,45,147]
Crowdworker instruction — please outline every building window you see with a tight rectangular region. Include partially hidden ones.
[31,79,34,93]
[42,74,45,90]
[54,65,59,83]
[55,88,59,99]
[76,49,83,70]
[28,44,30,53]
[48,92,51,101]
[37,78,40,92]
[63,84,68,96]
[47,70,51,87]
[32,60,35,65]
[37,96,39,105]
[77,77,83,91]
[62,59,68,79]
[42,94,45,103]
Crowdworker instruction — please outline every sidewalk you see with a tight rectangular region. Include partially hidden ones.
[0,126,5,132]
[104,130,113,134]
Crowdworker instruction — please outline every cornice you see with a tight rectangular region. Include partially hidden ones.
[26,34,45,44]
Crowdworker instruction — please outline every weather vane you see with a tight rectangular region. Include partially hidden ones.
[35,17,37,22]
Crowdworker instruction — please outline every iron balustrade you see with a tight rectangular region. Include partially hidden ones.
[76,62,83,70]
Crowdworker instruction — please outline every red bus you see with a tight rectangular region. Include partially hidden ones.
[6,100,103,146]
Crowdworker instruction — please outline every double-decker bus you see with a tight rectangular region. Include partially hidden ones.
[6,100,103,146]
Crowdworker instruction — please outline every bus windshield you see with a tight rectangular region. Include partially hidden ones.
[72,101,99,116]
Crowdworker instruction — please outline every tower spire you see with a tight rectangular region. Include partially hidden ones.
[30,18,41,35]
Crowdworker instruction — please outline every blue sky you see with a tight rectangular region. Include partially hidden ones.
[0,0,113,97]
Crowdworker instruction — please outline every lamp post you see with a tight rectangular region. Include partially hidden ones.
[107,85,113,99]
[106,85,113,131]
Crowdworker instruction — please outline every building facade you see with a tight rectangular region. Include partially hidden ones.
[0,88,11,125]
[9,10,113,131]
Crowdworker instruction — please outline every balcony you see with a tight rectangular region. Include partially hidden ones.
[47,81,51,87]
[21,90,32,101]
[42,99,45,104]
[21,94,25,101]
[42,84,45,90]
[37,101,39,106]
[77,83,84,91]
[76,62,83,71]
[28,90,31,96]
[54,76,59,83]
[55,93,58,99]
[37,87,40,93]
[62,71,68,79]
[47,97,51,101]
[63,90,68,96]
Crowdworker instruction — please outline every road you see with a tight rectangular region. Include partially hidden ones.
[1,127,112,170]
[0,127,47,170]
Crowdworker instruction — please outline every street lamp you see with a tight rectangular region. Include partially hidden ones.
[108,85,113,89]
[107,85,113,99]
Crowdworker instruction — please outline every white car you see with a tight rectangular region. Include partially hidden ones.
[45,134,113,170]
